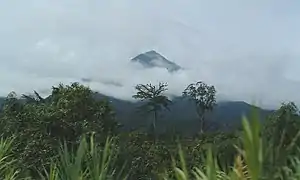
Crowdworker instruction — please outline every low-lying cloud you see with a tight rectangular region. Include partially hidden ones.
[0,0,300,109]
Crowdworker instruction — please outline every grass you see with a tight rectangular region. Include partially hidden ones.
[1,114,300,180]
[0,136,20,180]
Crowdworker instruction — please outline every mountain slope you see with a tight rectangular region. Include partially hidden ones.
[131,50,182,72]
[93,94,273,133]
[0,94,273,134]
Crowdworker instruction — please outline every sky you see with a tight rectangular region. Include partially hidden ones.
[0,0,300,109]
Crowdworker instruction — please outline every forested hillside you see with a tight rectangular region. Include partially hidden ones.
[0,81,298,179]
[0,91,272,134]
[93,93,272,133]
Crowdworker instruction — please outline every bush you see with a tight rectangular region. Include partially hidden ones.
[0,83,118,176]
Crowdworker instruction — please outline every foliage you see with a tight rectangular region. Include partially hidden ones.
[0,82,299,179]
[261,102,300,179]
[39,135,128,180]
[0,137,20,180]
[0,83,118,176]
[183,81,217,133]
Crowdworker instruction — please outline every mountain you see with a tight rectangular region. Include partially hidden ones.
[93,94,273,133]
[131,50,182,72]
[0,93,273,134]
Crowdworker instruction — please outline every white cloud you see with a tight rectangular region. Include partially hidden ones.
[0,0,300,109]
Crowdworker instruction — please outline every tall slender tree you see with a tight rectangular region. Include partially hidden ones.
[133,82,172,137]
[183,81,216,133]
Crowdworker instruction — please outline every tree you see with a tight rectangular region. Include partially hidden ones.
[182,81,216,133]
[262,102,300,176]
[132,82,172,136]
[0,82,118,175]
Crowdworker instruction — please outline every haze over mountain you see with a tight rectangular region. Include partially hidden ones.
[0,1,300,109]
[0,46,273,132]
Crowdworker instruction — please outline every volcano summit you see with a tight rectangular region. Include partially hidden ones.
[131,50,182,72]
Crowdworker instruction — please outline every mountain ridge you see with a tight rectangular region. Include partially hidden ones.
[92,93,273,133]
[0,93,273,134]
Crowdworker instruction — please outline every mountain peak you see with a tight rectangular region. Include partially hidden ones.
[131,50,182,72]
[144,50,158,55]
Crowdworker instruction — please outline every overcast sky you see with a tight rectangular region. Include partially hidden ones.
[0,0,300,108]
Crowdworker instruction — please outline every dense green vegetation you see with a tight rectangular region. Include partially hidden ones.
[0,81,299,179]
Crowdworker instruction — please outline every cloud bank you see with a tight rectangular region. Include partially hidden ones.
[0,0,300,108]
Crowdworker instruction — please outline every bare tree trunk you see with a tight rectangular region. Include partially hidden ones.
[200,115,204,134]
[153,110,157,142]
[197,110,205,134]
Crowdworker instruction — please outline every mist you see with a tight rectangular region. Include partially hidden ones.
[0,0,300,109]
